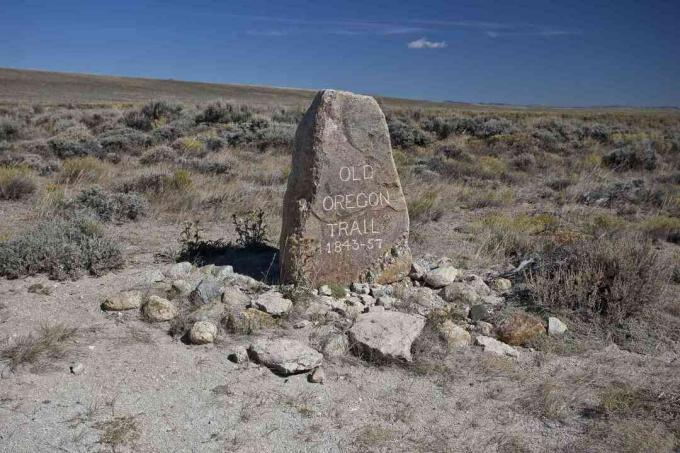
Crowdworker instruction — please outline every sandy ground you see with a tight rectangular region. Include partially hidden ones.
[1,217,678,453]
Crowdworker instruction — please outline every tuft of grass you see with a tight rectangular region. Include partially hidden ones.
[1,323,78,371]
[598,383,640,415]
[408,190,442,223]
[59,156,109,184]
[0,165,36,200]
[94,415,140,449]
[640,215,680,243]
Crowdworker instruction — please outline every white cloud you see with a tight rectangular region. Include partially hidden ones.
[407,37,447,49]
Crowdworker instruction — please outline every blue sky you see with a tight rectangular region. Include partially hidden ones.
[2,0,679,106]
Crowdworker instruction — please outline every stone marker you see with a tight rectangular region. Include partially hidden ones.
[279,90,411,287]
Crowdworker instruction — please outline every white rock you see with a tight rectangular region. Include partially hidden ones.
[167,262,193,280]
[69,362,84,375]
[548,317,567,336]
[376,296,395,309]
[190,278,223,305]
[171,280,194,297]
[475,335,519,358]
[476,321,494,336]
[253,291,293,316]
[318,285,333,296]
[350,282,370,294]
[322,333,349,358]
[491,278,512,292]
[141,270,166,285]
[359,294,375,306]
[189,321,218,344]
[409,262,427,280]
[142,296,178,322]
[308,367,325,384]
[294,320,312,329]
[213,265,234,280]
[437,320,471,349]
[228,346,249,364]
[221,286,251,308]
[349,311,425,362]
[423,266,460,288]
[249,338,323,375]
[367,305,385,313]
[102,290,143,311]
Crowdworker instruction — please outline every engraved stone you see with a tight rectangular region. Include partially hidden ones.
[279,90,411,286]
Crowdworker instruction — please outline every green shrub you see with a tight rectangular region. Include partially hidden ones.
[529,234,668,326]
[140,145,176,165]
[387,118,431,148]
[0,214,123,280]
[0,165,36,200]
[641,215,680,244]
[602,142,657,171]
[232,209,268,247]
[408,190,442,223]
[48,126,102,158]
[195,102,252,124]
[98,127,152,155]
[61,187,148,222]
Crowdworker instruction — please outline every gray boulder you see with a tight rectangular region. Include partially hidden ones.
[142,296,178,322]
[189,321,218,344]
[253,291,293,316]
[423,266,460,288]
[248,338,323,375]
[475,335,519,358]
[102,290,143,311]
[349,311,425,362]
[190,278,223,305]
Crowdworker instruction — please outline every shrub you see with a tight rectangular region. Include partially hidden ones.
[98,127,152,155]
[232,209,268,247]
[140,145,176,164]
[0,165,36,200]
[195,102,252,124]
[48,126,102,158]
[122,102,180,132]
[59,156,108,184]
[185,159,232,175]
[472,118,516,139]
[602,142,657,171]
[529,234,668,326]
[0,117,24,141]
[62,187,148,222]
[387,118,431,148]
[510,153,536,171]
[0,214,123,280]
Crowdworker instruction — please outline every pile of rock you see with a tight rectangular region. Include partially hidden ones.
[101,256,569,381]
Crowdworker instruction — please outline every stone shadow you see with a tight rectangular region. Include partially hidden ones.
[178,242,279,284]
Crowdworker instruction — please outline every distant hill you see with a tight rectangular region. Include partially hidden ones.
[0,67,445,110]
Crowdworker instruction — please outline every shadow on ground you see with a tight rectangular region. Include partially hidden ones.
[178,242,280,284]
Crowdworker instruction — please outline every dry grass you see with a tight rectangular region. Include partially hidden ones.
[94,415,141,449]
[0,323,78,371]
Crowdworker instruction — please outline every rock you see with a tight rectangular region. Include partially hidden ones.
[279,90,412,287]
[475,336,520,358]
[404,287,446,316]
[213,265,234,280]
[349,311,425,362]
[367,305,385,313]
[351,282,370,295]
[189,278,223,305]
[167,262,193,280]
[28,283,51,295]
[476,321,494,336]
[228,346,249,364]
[253,291,293,316]
[548,317,568,336]
[224,308,276,334]
[189,321,218,344]
[248,338,323,375]
[320,333,350,358]
[359,294,375,306]
[294,320,312,329]
[437,320,472,349]
[440,282,480,305]
[318,285,333,296]
[221,287,251,308]
[142,296,178,322]
[141,269,166,285]
[409,262,426,280]
[469,304,492,322]
[69,362,84,375]
[308,367,325,384]
[188,302,226,322]
[497,312,545,346]
[171,280,194,297]
[376,296,395,309]
[102,290,143,311]
[199,264,215,275]
[223,273,264,291]
[423,266,459,289]
[491,278,512,292]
